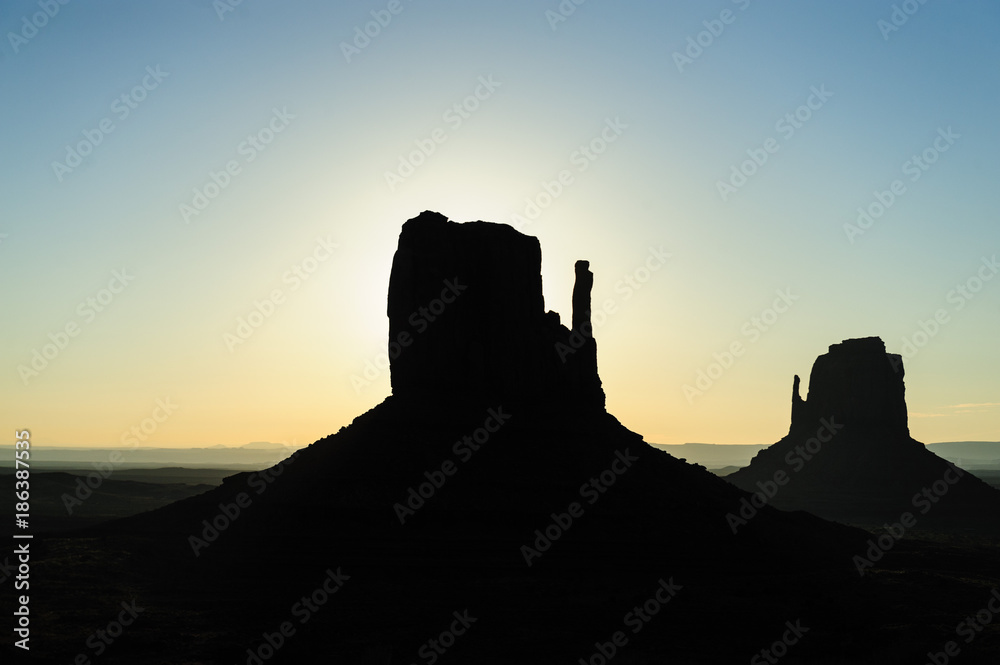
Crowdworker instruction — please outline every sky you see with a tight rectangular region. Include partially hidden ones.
[2,0,998,448]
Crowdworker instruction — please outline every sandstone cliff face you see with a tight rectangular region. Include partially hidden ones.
[386,211,604,411]
[791,337,908,436]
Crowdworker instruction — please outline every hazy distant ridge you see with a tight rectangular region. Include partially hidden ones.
[2,441,995,471]
[653,441,1000,470]
[0,443,300,469]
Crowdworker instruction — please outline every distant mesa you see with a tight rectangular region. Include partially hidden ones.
[240,441,289,450]
[728,336,1000,530]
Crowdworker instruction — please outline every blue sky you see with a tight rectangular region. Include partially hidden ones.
[2,0,998,447]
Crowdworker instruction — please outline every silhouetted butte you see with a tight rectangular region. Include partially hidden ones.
[728,337,1000,531]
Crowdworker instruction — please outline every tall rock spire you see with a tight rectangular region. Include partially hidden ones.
[790,374,805,432]
[572,260,593,332]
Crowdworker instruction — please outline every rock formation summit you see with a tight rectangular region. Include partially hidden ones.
[729,337,1000,530]
[387,211,603,412]
[790,337,908,436]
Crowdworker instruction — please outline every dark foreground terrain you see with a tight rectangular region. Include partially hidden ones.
[0,470,219,533]
[9,529,1000,664]
[4,399,1000,664]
